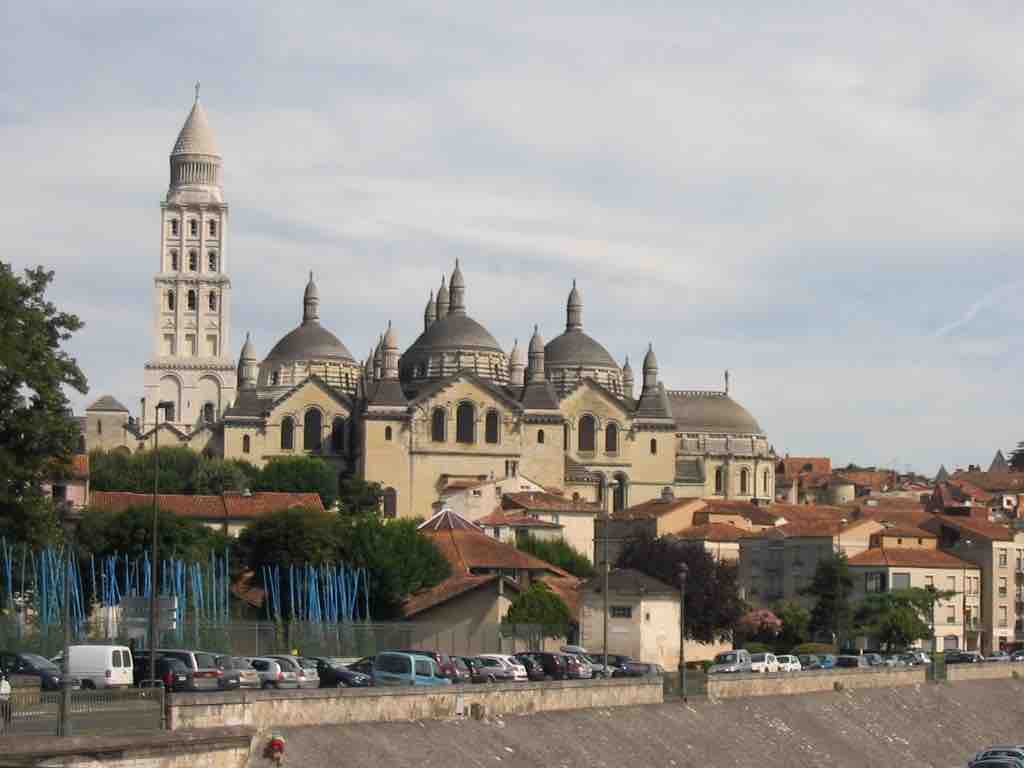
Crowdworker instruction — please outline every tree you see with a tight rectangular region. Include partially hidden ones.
[773,600,811,651]
[236,506,346,571]
[517,535,595,578]
[801,552,854,646]
[75,505,229,564]
[256,456,337,508]
[502,582,571,636]
[0,264,87,543]
[735,608,782,647]
[618,535,746,644]
[191,458,248,495]
[854,587,952,651]
[342,516,451,619]
[336,476,383,517]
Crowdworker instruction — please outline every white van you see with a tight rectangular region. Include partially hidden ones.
[66,645,133,689]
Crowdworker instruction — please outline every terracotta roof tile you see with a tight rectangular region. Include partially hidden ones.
[925,515,1015,542]
[89,491,323,521]
[504,491,600,514]
[536,575,582,618]
[674,522,758,542]
[699,500,781,526]
[873,525,936,539]
[770,518,876,539]
[777,457,831,479]
[425,528,569,577]
[951,471,1024,493]
[402,574,519,618]
[476,509,562,529]
[847,548,977,570]
[610,497,703,521]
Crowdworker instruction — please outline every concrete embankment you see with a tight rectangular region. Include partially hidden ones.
[281,678,1024,768]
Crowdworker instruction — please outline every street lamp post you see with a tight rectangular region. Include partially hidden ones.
[602,509,609,675]
[926,584,937,678]
[148,401,174,688]
[58,501,81,737]
[678,562,688,701]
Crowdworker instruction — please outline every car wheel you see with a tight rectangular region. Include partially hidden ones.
[487,674,496,683]
[81,680,95,690]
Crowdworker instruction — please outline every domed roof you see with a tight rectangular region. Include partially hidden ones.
[172,91,219,156]
[666,391,763,435]
[400,314,504,379]
[545,329,618,369]
[264,323,354,364]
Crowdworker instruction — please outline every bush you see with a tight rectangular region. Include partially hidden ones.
[791,642,836,655]
[517,535,595,578]
[741,642,772,654]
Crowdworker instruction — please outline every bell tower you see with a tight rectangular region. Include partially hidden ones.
[143,85,237,431]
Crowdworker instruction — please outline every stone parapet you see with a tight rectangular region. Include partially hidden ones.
[706,667,926,700]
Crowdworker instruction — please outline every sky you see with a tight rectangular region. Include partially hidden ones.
[4,1,1024,475]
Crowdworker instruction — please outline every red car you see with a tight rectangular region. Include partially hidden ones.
[563,653,592,679]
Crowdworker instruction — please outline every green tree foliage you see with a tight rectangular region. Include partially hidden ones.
[853,587,952,651]
[0,264,86,547]
[76,505,229,563]
[191,458,248,495]
[336,476,383,517]
[773,600,811,651]
[502,582,571,635]
[237,509,450,620]
[517,534,595,578]
[255,456,338,509]
[618,535,746,644]
[800,553,854,644]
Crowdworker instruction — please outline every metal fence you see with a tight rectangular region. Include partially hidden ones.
[1,688,164,737]
[0,618,569,660]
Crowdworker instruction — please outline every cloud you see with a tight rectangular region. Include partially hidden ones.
[4,1,1024,474]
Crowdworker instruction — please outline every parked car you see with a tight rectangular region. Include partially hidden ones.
[347,656,375,676]
[246,657,299,690]
[707,650,752,675]
[0,652,79,691]
[971,747,1024,766]
[513,654,547,681]
[835,655,869,669]
[132,654,190,692]
[602,654,633,674]
[883,655,906,667]
[749,653,779,674]
[563,653,594,680]
[461,656,498,683]
[796,654,821,671]
[613,661,665,678]
[862,653,884,667]
[478,654,528,682]
[216,655,259,689]
[156,649,221,692]
[561,646,612,678]
[390,650,463,682]
[266,656,319,689]
[1010,651,1024,663]
[987,651,1013,663]
[373,652,451,687]
[816,654,836,670]
[971,760,1024,768]
[529,652,568,680]
[311,657,373,688]
[946,651,985,664]
[776,654,802,672]
[902,650,930,666]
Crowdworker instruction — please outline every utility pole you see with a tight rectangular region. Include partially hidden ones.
[148,402,173,688]
[678,562,688,701]
[58,502,80,737]
[602,509,609,675]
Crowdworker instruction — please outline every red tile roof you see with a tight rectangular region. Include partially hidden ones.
[951,471,1024,493]
[675,522,758,542]
[476,509,562,529]
[777,457,832,479]
[925,515,1015,542]
[418,509,484,532]
[874,525,936,539]
[611,497,702,521]
[770,519,876,539]
[839,470,899,492]
[402,573,519,618]
[89,491,324,520]
[847,548,977,570]
[503,492,601,514]
[536,575,582,618]
[698,500,780,526]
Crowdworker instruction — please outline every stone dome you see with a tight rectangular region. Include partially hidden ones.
[666,391,764,435]
[399,314,507,381]
[544,281,623,395]
[264,323,355,364]
[545,329,618,369]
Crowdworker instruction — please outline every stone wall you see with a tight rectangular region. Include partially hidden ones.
[706,667,925,700]
[0,725,252,768]
[167,678,663,732]
[946,663,1020,682]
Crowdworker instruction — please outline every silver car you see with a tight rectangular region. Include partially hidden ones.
[267,656,319,689]
[246,657,299,690]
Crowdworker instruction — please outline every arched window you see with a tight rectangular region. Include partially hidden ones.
[485,410,499,444]
[563,423,569,449]
[208,251,217,272]
[170,219,179,236]
[208,219,217,237]
[189,219,198,237]
[167,291,175,311]
[431,408,446,442]
[202,402,215,423]
[538,429,545,444]
[304,409,322,451]
[763,470,770,495]
[650,438,657,455]
[163,403,175,422]
[331,417,346,452]
[613,474,628,512]
[170,250,179,271]
[281,417,294,450]
[385,425,393,441]
[714,467,724,494]
[382,487,397,518]
[208,292,217,311]
[456,402,475,444]
[187,290,196,311]
[740,468,750,495]
[242,435,251,454]
[188,250,198,271]
[578,415,596,452]
[605,423,619,454]
[97,418,103,435]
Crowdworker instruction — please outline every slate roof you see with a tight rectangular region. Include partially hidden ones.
[634,383,673,421]
[86,395,129,413]
[366,378,407,408]
[847,548,976,570]
[583,568,677,596]
[519,380,561,411]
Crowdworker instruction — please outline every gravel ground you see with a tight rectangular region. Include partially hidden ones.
[279,679,1024,768]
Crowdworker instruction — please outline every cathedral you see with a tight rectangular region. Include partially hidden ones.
[84,93,776,519]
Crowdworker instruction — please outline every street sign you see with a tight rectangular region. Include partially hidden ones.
[119,596,178,631]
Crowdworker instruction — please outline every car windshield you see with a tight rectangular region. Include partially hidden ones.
[750,654,766,662]
[480,658,501,668]
[232,658,253,669]
[714,653,737,665]
[21,653,57,671]
[193,652,217,669]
